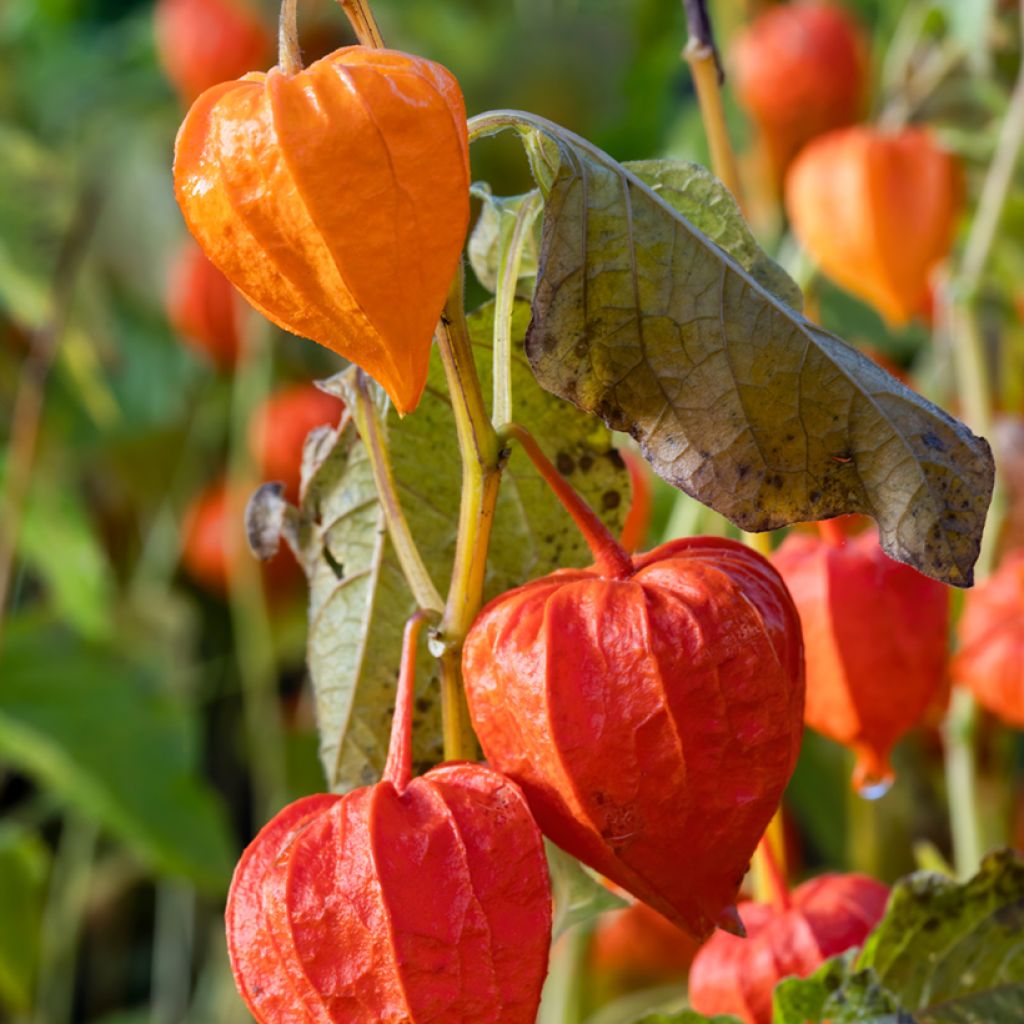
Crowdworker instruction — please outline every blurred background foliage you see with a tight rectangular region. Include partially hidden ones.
[0,0,1022,1022]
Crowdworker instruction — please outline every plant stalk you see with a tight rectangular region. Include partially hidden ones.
[492,192,542,427]
[350,371,445,614]
[383,612,429,789]
[435,270,503,762]
[682,1,745,209]
[752,818,790,911]
[499,422,634,579]
[278,0,302,74]
[338,0,386,48]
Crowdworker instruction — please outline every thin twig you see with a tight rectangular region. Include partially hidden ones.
[681,2,745,208]
[682,0,723,82]
[0,190,101,653]
[350,370,445,615]
[338,0,386,48]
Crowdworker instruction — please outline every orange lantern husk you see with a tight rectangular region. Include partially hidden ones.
[953,550,1024,728]
[733,2,867,184]
[174,46,470,415]
[785,125,962,326]
[773,526,950,791]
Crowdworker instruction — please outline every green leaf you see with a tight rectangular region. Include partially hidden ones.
[16,472,116,640]
[0,620,235,893]
[773,850,1024,1023]
[545,841,627,939]
[471,112,994,586]
[297,300,630,792]
[0,826,48,1012]
[468,183,541,297]
[625,1011,743,1024]
[862,848,1024,1020]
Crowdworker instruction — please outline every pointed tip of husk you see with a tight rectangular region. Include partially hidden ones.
[715,904,746,937]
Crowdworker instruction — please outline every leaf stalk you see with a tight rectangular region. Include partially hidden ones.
[350,370,445,615]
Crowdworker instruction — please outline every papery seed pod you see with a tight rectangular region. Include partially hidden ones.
[463,432,804,940]
[689,873,890,1024]
[155,0,272,104]
[166,241,243,370]
[772,525,949,793]
[786,125,962,325]
[591,894,699,987]
[248,384,346,502]
[464,535,803,941]
[733,2,867,182]
[226,616,553,1023]
[953,550,1024,728]
[174,45,470,414]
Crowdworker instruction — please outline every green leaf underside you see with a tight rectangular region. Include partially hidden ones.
[468,182,541,297]
[470,111,994,586]
[300,300,630,793]
[0,621,234,892]
[773,849,1024,1024]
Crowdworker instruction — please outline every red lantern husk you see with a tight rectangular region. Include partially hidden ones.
[226,616,553,1023]
[689,872,890,1024]
[772,527,949,792]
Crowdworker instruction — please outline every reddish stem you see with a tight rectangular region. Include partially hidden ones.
[817,518,848,548]
[501,423,635,579]
[383,611,429,792]
[757,833,791,911]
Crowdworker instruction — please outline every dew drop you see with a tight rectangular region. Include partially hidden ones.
[856,774,893,801]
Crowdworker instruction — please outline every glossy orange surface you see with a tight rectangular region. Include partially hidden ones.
[155,0,272,103]
[689,873,889,1024]
[733,2,866,179]
[786,126,962,325]
[954,550,1024,727]
[463,536,805,940]
[773,528,949,789]
[174,46,470,414]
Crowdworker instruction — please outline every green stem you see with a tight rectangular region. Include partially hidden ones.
[350,371,445,614]
[492,192,542,426]
[435,268,503,762]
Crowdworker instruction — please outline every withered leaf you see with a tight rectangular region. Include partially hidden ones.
[470,112,994,585]
[293,300,629,792]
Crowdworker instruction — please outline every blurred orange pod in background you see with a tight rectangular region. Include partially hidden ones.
[786,126,962,325]
[180,479,300,599]
[953,550,1024,728]
[155,0,272,103]
[248,384,346,503]
[733,2,867,183]
[166,241,243,371]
